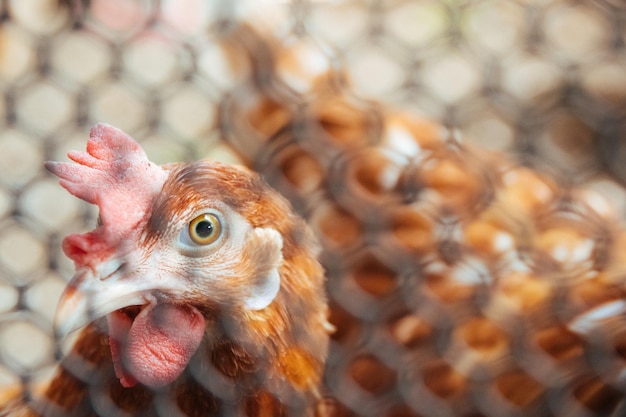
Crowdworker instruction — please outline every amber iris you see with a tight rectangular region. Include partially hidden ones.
[188,213,221,245]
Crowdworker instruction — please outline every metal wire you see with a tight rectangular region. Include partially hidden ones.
[2,1,626,416]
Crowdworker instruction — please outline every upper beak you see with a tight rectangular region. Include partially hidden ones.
[54,261,151,340]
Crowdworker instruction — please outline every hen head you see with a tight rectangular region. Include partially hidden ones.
[46,124,329,410]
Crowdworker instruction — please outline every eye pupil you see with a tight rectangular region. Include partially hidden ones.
[195,220,213,238]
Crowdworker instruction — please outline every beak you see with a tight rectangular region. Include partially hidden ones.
[54,261,152,340]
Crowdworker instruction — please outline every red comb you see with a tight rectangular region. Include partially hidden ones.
[46,124,166,260]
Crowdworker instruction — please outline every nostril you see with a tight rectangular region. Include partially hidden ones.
[99,258,126,280]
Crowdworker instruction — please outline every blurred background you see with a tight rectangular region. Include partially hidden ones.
[1,0,626,414]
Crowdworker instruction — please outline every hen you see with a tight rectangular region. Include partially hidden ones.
[5,21,626,417]
[3,123,329,417]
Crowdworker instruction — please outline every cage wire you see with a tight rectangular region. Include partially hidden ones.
[2,0,626,416]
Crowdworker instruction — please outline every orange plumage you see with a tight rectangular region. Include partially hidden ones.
[5,22,626,417]
[220,25,626,417]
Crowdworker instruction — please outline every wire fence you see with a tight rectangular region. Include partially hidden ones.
[2,1,626,416]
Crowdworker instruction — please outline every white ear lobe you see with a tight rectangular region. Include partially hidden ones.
[245,268,281,310]
[244,227,283,311]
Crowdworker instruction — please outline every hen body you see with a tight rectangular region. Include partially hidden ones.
[5,22,626,417]
[220,26,626,417]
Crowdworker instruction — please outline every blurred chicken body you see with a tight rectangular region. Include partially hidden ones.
[3,123,329,417]
[218,26,626,417]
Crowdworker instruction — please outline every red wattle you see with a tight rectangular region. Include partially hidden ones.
[107,310,137,387]
[107,303,205,388]
[126,303,205,388]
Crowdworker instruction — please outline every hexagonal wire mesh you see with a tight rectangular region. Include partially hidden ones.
[2,0,626,416]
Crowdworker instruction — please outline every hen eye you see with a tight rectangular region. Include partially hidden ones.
[188,213,221,245]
